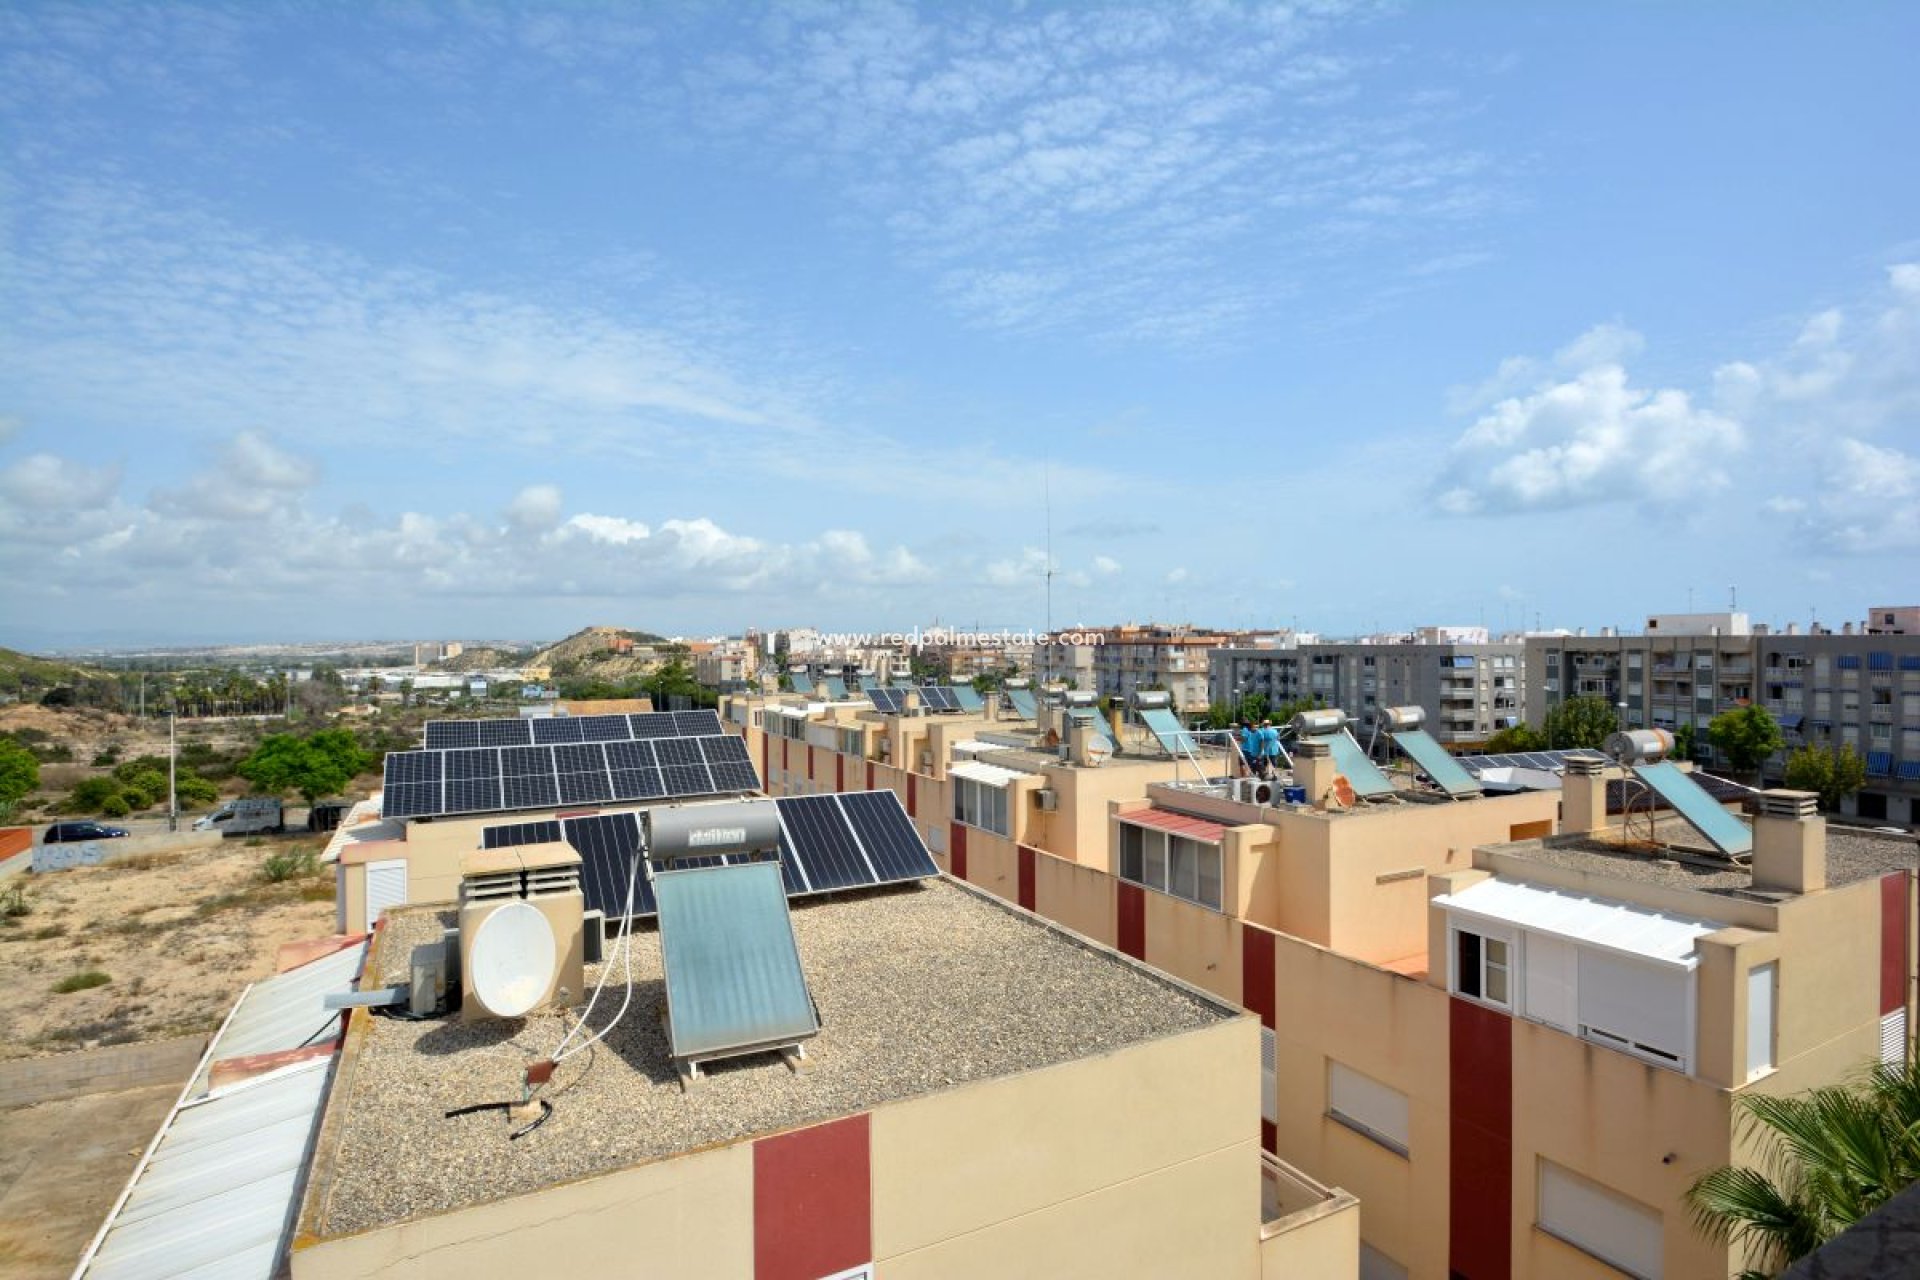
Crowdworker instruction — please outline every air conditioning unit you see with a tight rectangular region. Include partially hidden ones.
[1236,777,1277,806]
[1032,788,1059,811]
[457,843,585,1023]
[918,749,934,770]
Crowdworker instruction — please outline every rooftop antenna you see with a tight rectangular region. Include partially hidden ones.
[1730,585,1737,612]
[1043,462,1054,689]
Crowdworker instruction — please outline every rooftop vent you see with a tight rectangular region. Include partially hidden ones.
[1756,790,1819,821]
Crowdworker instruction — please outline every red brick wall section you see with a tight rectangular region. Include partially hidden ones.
[753,1114,871,1280]
[1117,880,1146,960]
[1017,844,1037,911]
[950,822,968,881]
[1884,871,1910,1016]
[1448,997,1512,1280]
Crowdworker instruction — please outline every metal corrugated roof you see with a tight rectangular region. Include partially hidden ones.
[190,941,365,1095]
[80,1058,332,1280]
[1433,877,1722,969]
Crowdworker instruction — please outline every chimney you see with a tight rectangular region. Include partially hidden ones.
[1107,703,1127,745]
[1751,790,1825,894]
[1843,622,1855,635]
[1294,738,1339,809]
[1786,622,1800,636]
[1068,722,1102,767]
[1561,752,1610,834]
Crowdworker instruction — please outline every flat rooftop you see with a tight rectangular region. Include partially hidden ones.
[1498,823,1917,901]
[306,877,1230,1236]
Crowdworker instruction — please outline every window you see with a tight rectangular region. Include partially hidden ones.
[1883,1009,1908,1066]
[1454,927,1511,1007]
[951,777,1009,835]
[1118,823,1223,911]
[1261,1027,1277,1125]
[1747,963,1776,1080]
[1537,1160,1663,1279]
[1327,1061,1409,1156]
[1578,950,1689,1070]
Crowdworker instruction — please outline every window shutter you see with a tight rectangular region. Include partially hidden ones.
[1883,1008,1908,1066]
[1261,1027,1277,1125]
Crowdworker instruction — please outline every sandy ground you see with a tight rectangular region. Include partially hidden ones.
[0,839,338,1060]
[0,1083,177,1278]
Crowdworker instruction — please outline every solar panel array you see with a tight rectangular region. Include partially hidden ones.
[866,688,906,714]
[479,790,938,920]
[384,724,755,820]
[1455,750,1591,775]
[425,710,723,750]
[1386,728,1483,799]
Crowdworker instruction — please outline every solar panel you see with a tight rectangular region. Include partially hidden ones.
[574,714,634,742]
[654,737,705,768]
[1631,762,1754,855]
[1066,707,1115,746]
[501,745,553,776]
[858,676,879,692]
[478,718,533,748]
[605,739,658,771]
[445,777,503,813]
[629,712,680,739]
[1140,707,1198,756]
[382,782,442,818]
[558,769,614,805]
[674,710,724,737]
[1388,728,1482,799]
[950,685,984,712]
[708,761,762,792]
[867,688,904,714]
[424,721,479,750]
[609,768,666,801]
[1007,689,1038,720]
[777,795,875,892]
[661,763,715,796]
[837,791,940,882]
[920,686,957,712]
[532,716,586,744]
[445,748,499,780]
[821,677,848,700]
[700,735,752,765]
[482,819,561,850]
[655,861,820,1067]
[1323,732,1396,799]
[384,752,442,786]
[502,772,559,811]
[791,672,816,694]
[561,813,657,918]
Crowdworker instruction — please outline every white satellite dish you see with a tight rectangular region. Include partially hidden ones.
[469,901,557,1018]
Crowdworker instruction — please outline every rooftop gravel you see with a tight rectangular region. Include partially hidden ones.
[312,877,1229,1235]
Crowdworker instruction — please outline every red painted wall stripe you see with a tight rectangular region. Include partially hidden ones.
[807,744,816,781]
[1117,881,1146,960]
[1261,1119,1277,1155]
[907,772,916,817]
[836,753,844,793]
[1017,844,1037,911]
[1884,871,1910,1016]
[760,732,769,784]
[950,822,968,881]
[1448,997,1512,1280]
[753,1114,871,1280]
[866,761,874,791]
[1242,925,1276,1030]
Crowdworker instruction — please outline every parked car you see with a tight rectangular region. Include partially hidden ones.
[192,797,284,836]
[42,821,130,844]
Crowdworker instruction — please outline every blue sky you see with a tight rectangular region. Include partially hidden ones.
[1,2,1916,649]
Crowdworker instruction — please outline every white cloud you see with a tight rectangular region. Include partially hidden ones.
[1797,438,1920,552]
[1092,555,1121,575]
[1166,566,1189,583]
[1435,355,1742,516]
[508,485,565,532]
[151,431,320,521]
[0,452,123,511]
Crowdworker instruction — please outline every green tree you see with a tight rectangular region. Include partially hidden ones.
[239,730,374,804]
[1783,744,1869,813]
[1483,723,1548,753]
[1673,722,1698,761]
[1709,706,1785,782]
[0,737,39,807]
[1688,1055,1920,1278]
[1542,695,1619,750]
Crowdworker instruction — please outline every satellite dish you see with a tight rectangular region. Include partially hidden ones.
[469,901,557,1018]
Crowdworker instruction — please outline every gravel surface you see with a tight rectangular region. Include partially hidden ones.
[1513,827,1915,899]
[319,879,1227,1234]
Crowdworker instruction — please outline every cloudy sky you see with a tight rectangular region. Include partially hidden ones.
[1,2,1915,649]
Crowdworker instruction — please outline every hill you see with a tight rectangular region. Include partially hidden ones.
[529,627,677,682]
[0,646,107,699]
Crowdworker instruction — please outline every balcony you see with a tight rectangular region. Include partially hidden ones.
[1260,1150,1360,1274]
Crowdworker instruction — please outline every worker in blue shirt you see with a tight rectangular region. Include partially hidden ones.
[1236,721,1259,774]
[1257,719,1283,778]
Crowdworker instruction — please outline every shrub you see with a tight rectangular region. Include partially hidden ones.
[91,747,121,767]
[99,793,131,818]
[0,883,29,919]
[260,848,320,883]
[53,970,112,994]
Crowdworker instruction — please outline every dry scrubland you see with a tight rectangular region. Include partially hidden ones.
[0,839,337,1059]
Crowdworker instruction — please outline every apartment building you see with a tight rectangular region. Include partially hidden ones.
[1083,623,1231,713]
[724,687,1917,1280]
[1528,608,1920,826]
[1210,638,1526,748]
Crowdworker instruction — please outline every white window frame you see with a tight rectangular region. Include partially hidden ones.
[1746,962,1777,1081]
[1327,1060,1410,1157]
[951,777,1009,836]
[1450,923,1514,1010]
[1537,1159,1663,1280]
[1117,822,1223,911]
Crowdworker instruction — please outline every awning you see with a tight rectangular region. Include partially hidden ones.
[1898,761,1920,782]
[1779,713,1804,731]
[772,704,812,720]
[1867,752,1893,778]
[1433,878,1721,970]
[949,760,1025,788]
[1120,808,1228,844]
